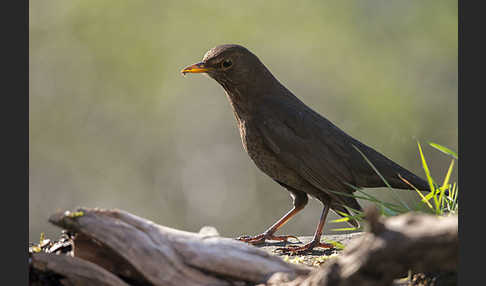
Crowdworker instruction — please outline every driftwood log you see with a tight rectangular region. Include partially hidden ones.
[29,207,457,286]
[265,207,458,286]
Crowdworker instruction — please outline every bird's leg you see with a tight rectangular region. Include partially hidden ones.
[237,190,308,245]
[237,207,303,244]
[275,203,333,255]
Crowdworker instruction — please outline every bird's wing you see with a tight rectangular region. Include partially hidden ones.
[255,96,363,210]
[257,95,429,193]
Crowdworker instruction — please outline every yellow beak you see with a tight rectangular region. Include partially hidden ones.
[181,62,210,75]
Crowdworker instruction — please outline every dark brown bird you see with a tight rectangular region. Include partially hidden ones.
[181,44,430,253]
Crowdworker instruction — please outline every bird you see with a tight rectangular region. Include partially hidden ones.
[181,44,431,254]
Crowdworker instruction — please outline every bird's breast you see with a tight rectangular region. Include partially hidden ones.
[237,119,305,188]
[238,119,263,158]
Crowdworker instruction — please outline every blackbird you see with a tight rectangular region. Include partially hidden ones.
[181,44,430,254]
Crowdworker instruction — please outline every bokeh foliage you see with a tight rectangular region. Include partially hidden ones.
[29,0,457,242]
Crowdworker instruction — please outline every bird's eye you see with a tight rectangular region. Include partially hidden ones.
[222,59,232,68]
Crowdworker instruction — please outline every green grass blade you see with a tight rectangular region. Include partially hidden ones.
[435,159,454,215]
[330,211,364,223]
[422,191,435,203]
[442,159,455,188]
[417,141,436,192]
[437,185,449,215]
[327,189,389,203]
[398,174,434,209]
[451,183,458,212]
[381,205,399,216]
[340,183,409,213]
[428,142,458,160]
[417,141,439,210]
[356,189,408,213]
[449,181,456,201]
[327,189,407,213]
[331,227,359,232]
[323,239,346,250]
[330,217,351,223]
[352,144,410,210]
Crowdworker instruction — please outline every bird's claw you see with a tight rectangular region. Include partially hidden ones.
[274,241,334,255]
[236,233,301,245]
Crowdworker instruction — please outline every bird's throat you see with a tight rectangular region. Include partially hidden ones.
[219,81,253,123]
[224,91,249,123]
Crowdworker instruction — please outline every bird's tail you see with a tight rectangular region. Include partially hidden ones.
[353,141,433,193]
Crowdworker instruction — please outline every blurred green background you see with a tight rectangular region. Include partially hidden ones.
[29,0,457,242]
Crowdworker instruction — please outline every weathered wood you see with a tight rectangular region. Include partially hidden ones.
[30,207,458,286]
[30,252,130,286]
[47,208,310,286]
[265,208,458,286]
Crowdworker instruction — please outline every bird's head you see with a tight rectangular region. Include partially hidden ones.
[181,44,267,88]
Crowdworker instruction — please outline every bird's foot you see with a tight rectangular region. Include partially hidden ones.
[275,240,334,255]
[236,233,300,245]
